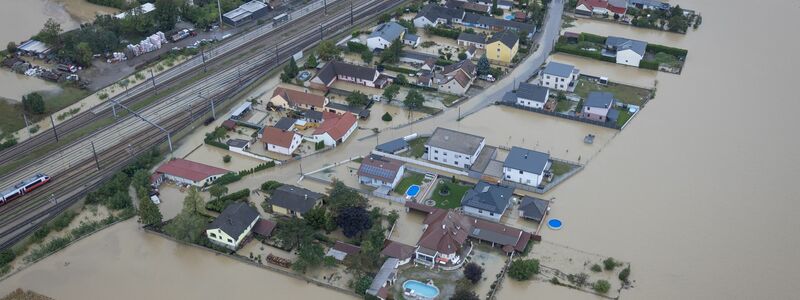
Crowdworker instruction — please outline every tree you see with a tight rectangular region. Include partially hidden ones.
[458,51,467,60]
[395,73,408,85]
[182,187,204,215]
[382,84,400,102]
[22,92,45,115]
[274,218,314,249]
[380,39,403,64]
[212,126,227,142]
[593,280,611,294]
[293,242,325,273]
[361,49,373,64]
[163,188,207,242]
[317,40,341,61]
[305,54,318,69]
[403,89,424,109]
[345,91,369,107]
[336,207,373,238]
[284,57,299,79]
[387,210,399,225]
[619,266,631,283]
[477,55,491,76]
[450,289,480,300]
[303,207,328,230]
[74,42,93,66]
[280,72,291,83]
[352,275,373,295]
[6,42,16,53]
[37,18,62,47]
[667,15,689,33]
[138,195,163,226]
[463,262,484,284]
[208,184,228,200]
[507,259,540,281]
[381,112,393,121]
[154,0,180,31]
[591,264,602,272]
[603,257,618,271]
[378,13,391,24]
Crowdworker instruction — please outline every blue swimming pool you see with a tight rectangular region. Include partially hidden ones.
[548,218,563,230]
[403,280,440,299]
[406,185,421,197]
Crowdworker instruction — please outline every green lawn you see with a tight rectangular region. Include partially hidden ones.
[430,180,473,209]
[573,78,652,106]
[441,94,460,106]
[0,86,90,141]
[394,172,425,194]
[555,99,573,113]
[406,137,429,158]
[616,109,633,128]
[550,160,573,177]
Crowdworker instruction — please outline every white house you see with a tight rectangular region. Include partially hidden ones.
[311,112,358,146]
[357,154,405,189]
[513,83,550,109]
[425,127,485,168]
[541,61,580,91]
[461,181,514,222]
[503,146,551,187]
[403,33,421,48]
[154,159,230,187]
[605,36,647,67]
[367,22,406,51]
[205,202,260,250]
[413,4,464,28]
[261,126,302,155]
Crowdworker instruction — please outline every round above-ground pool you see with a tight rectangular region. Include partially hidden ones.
[405,185,421,197]
[403,280,440,299]
[548,218,563,230]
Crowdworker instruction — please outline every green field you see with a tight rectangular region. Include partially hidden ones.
[430,180,473,209]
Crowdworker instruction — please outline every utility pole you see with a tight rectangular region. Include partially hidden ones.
[320,24,323,41]
[112,101,117,118]
[23,114,30,138]
[350,1,354,25]
[150,69,157,95]
[49,115,58,142]
[109,99,173,153]
[274,44,279,66]
[323,0,327,14]
[198,93,216,119]
[237,66,242,86]
[216,0,224,38]
[91,141,100,170]
[201,48,207,73]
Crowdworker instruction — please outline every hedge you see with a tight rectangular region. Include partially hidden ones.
[436,59,455,66]
[426,26,460,39]
[381,64,416,74]
[579,32,606,44]
[554,44,615,63]
[236,122,261,130]
[646,43,688,58]
[206,189,250,212]
[239,161,276,176]
[638,60,659,70]
[204,137,229,150]
[261,180,283,192]
[214,173,242,186]
[347,41,368,53]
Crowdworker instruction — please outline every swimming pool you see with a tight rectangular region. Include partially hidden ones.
[548,218,563,230]
[403,280,440,299]
[405,185,421,197]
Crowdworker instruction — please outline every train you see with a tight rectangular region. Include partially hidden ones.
[0,174,51,205]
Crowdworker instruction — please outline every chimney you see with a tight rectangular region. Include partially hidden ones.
[304,194,308,200]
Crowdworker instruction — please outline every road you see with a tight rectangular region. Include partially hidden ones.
[0,0,404,250]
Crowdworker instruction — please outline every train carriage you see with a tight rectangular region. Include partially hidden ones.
[0,174,50,205]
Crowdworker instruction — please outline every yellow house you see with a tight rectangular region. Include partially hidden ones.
[205,202,260,250]
[485,31,519,65]
[267,185,325,218]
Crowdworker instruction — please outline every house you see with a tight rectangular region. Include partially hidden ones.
[381,240,416,266]
[325,102,371,119]
[438,59,477,95]
[575,0,610,16]
[604,36,647,67]
[417,71,433,87]
[461,181,514,222]
[421,58,436,71]
[154,159,230,187]
[413,4,464,28]
[425,127,486,168]
[310,61,388,90]
[503,146,551,187]
[399,50,439,66]
[274,117,296,131]
[457,32,487,49]
[357,154,405,189]
[221,119,237,130]
[267,184,325,218]
[465,45,478,59]
[403,33,421,48]
[205,202,260,250]
[445,0,490,14]
[581,92,617,122]
[367,22,406,51]
[326,241,361,261]
[269,87,329,111]
[476,0,512,10]
[512,83,550,109]
[311,112,358,146]
[485,31,519,65]
[366,258,400,300]
[222,0,270,27]
[629,0,669,11]
[607,0,628,15]
[302,109,324,124]
[541,61,580,91]
[518,196,550,223]
[261,126,302,155]
[405,204,532,268]
[226,139,250,151]
[461,13,536,38]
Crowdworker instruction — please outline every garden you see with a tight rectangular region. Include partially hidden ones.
[555,32,688,73]
[430,179,473,209]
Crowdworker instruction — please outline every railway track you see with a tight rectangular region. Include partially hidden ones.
[0,0,405,251]
[0,0,349,174]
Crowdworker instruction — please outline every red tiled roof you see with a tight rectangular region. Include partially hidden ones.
[272,87,327,108]
[253,219,277,237]
[333,241,361,255]
[313,112,357,141]
[221,120,236,130]
[381,240,416,260]
[261,126,297,148]
[405,201,439,214]
[417,210,472,255]
[577,0,608,10]
[607,2,627,14]
[155,159,230,182]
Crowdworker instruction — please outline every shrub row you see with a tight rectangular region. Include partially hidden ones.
[646,43,688,58]
[204,137,229,150]
[347,41,369,53]
[554,44,616,63]
[261,180,283,192]
[579,32,607,44]
[381,64,417,74]
[426,26,460,39]
[239,161,276,177]
[214,173,242,186]
[206,189,250,212]
[638,60,659,70]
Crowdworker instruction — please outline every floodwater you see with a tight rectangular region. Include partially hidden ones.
[3,0,800,298]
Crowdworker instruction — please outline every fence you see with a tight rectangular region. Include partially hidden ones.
[497,101,621,130]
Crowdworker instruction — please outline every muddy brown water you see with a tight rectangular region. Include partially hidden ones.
[2,0,800,298]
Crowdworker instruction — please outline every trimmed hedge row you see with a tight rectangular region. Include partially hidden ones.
[204,137,229,150]
[261,180,283,192]
[214,173,242,186]
[554,44,615,63]
[638,60,659,70]
[579,32,606,44]
[646,43,688,58]
[347,41,368,53]
[426,26,460,39]
[239,161,276,177]
[381,64,416,74]
[206,189,251,212]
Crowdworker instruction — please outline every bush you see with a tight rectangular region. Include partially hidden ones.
[213,173,242,186]
[590,264,602,272]
[579,32,606,44]
[426,26,460,39]
[593,280,611,294]
[381,112,392,121]
[463,262,484,284]
[619,266,631,283]
[0,249,16,267]
[205,189,250,212]
[646,43,688,57]
[347,41,368,53]
[261,180,283,192]
[508,259,540,281]
[603,257,617,271]
[315,141,325,150]
[222,154,231,163]
[50,210,78,232]
[554,43,615,63]
[638,60,659,70]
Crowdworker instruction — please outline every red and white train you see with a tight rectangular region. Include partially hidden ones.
[0,174,51,205]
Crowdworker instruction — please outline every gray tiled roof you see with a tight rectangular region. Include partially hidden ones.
[461,181,513,214]
[504,146,550,175]
[416,4,464,22]
[403,33,419,42]
[376,138,409,153]
[606,36,648,56]
[208,202,259,239]
[543,61,576,78]
[303,109,323,121]
[274,117,296,130]
[516,83,549,103]
[226,139,249,148]
[502,91,517,103]
[426,127,485,155]
[518,196,549,222]
[315,61,378,85]
[458,32,486,44]
[367,258,399,296]
[442,59,476,77]
[489,31,519,49]
[585,92,616,108]
[269,185,324,214]
[369,22,405,42]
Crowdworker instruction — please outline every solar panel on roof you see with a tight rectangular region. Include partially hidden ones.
[362,165,395,179]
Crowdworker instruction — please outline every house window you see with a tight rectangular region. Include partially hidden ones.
[210,233,217,238]
[478,209,483,213]
[506,175,511,178]
[227,238,233,243]
[434,149,439,154]
[490,212,494,216]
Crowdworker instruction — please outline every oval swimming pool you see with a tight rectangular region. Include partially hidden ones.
[403,280,440,299]
[406,185,421,197]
